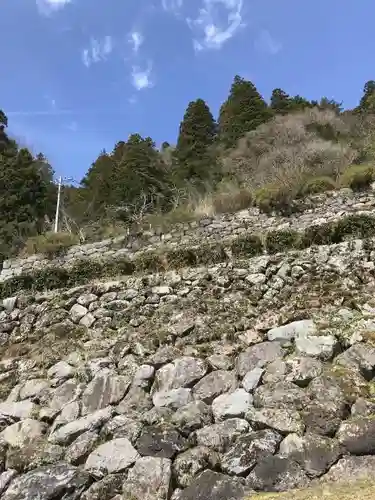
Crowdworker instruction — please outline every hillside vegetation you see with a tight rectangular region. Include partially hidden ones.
[2,77,375,259]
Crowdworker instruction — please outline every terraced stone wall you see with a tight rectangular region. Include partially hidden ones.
[2,187,375,284]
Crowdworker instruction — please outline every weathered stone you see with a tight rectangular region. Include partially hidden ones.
[0,401,38,421]
[65,431,100,465]
[302,400,346,437]
[285,356,323,386]
[117,386,153,417]
[1,419,47,447]
[321,455,375,482]
[153,388,193,410]
[5,438,64,472]
[295,335,338,360]
[178,470,250,500]
[135,424,186,458]
[192,370,237,404]
[101,415,143,443]
[81,372,130,415]
[47,361,74,382]
[351,397,375,417]
[171,401,212,435]
[123,456,172,500]
[221,429,282,476]
[193,418,249,452]
[267,320,316,343]
[2,463,91,500]
[70,303,88,322]
[335,344,375,378]
[337,417,375,454]
[262,359,287,384]
[236,342,284,377]
[279,432,342,477]
[246,455,310,492]
[48,406,113,445]
[80,473,125,500]
[246,407,304,435]
[212,389,253,421]
[241,368,264,392]
[18,379,50,401]
[0,470,17,497]
[152,357,208,393]
[207,354,233,371]
[253,382,309,410]
[173,446,220,488]
[85,438,140,478]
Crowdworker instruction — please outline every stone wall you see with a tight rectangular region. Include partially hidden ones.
[2,187,375,283]
[1,235,375,498]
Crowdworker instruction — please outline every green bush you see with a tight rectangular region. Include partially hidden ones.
[299,176,337,196]
[231,234,263,257]
[265,229,301,254]
[20,232,79,259]
[301,222,336,247]
[254,184,296,215]
[340,164,375,191]
[334,214,375,241]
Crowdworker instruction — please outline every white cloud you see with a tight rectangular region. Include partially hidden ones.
[82,36,114,67]
[131,63,153,91]
[129,31,144,54]
[255,29,282,55]
[36,0,72,15]
[161,0,184,13]
[187,0,244,51]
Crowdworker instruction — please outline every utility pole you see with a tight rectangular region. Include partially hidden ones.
[54,175,74,233]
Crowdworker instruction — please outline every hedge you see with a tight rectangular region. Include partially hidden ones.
[1,213,375,299]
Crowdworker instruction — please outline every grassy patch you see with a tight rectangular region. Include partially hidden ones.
[340,164,375,191]
[300,176,337,196]
[20,232,79,259]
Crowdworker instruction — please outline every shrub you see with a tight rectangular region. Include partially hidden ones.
[340,164,375,191]
[230,234,263,257]
[299,176,337,196]
[211,182,253,214]
[254,184,296,215]
[20,232,79,258]
[334,214,375,241]
[265,229,301,254]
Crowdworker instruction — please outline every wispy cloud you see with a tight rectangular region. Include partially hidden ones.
[36,0,72,15]
[255,29,282,56]
[187,0,244,52]
[82,36,114,68]
[131,63,154,91]
[161,0,184,14]
[128,31,144,54]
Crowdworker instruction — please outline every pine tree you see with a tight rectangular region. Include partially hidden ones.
[270,88,293,115]
[175,98,217,185]
[218,75,271,149]
[358,80,375,112]
[81,150,117,210]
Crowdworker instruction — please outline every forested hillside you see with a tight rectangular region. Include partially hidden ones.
[2,76,375,258]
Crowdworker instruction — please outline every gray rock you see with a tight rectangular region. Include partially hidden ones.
[70,304,88,322]
[241,368,264,392]
[171,401,212,435]
[101,415,143,443]
[337,417,375,454]
[153,388,193,410]
[236,342,284,377]
[81,372,130,415]
[253,382,309,410]
[295,335,338,360]
[302,400,346,436]
[1,419,47,447]
[142,407,173,426]
[117,386,153,417]
[132,364,155,387]
[135,424,187,459]
[246,407,304,435]
[85,437,140,478]
[207,354,233,371]
[47,361,74,382]
[79,313,96,328]
[152,357,208,393]
[221,429,282,476]
[5,438,64,472]
[246,455,310,492]
[321,455,375,482]
[279,433,342,477]
[123,456,172,500]
[267,320,316,343]
[212,389,253,421]
[2,463,91,500]
[65,431,100,465]
[335,344,375,378]
[351,397,375,417]
[80,473,125,500]
[0,470,17,496]
[192,370,237,404]
[193,418,249,452]
[48,406,113,445]
[178,470,250,500]
[285,356,323,386]
[47,379,80,413]
[0,401,38,421]
[174,447,219,488]
[77,293,98,306]
[18,379,50,401]
[262,359,287,384]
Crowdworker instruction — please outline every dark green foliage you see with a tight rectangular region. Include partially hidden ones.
[340,164,375,191]
[300,176,337,196]
[270,88,294,115]
[359,80,375,112]
[230,234,263,257]
[218,75,271,149]
[175,98,217,186]
[265,230,301,254]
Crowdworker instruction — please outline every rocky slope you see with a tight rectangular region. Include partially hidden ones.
[2,194,375,498]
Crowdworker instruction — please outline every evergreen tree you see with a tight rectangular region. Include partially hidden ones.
[289,95,313,112]
[270,88,293,115]
[218,75,271,149]
[358,80,375,112]
[81,150,117,211]
[0,111,55,258]
[175,98,217,185]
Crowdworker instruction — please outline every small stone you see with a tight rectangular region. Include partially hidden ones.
[171,401,212,435]
[85,438,140,478]
[267,320,316,343]
[65,431,100,465]
[153,389,193,410]
[241,368,264,392]
[135,424,187,459]
[194,418,249,452]
[212,389,253,421]
[173,447,220,488]
[70,304,88,322]
[192,370,237,404]
[236,342,284,377]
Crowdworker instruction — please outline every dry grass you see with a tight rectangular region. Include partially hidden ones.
[252,479,375,500]
[20,231,79,258]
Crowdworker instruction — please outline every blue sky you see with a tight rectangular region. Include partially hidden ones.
[2,1,375,181]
